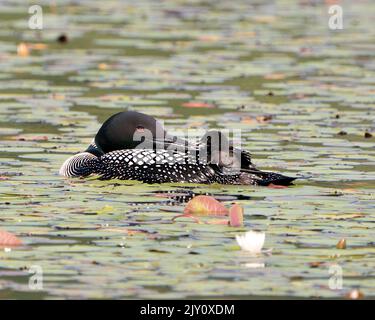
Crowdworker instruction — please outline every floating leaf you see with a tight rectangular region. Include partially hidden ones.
[96,205,114,215]
[17,43,29,56]
[346,289,364,300]
[336,238,347,249]
[98,63,109,70]
[364,132,373,138]
[229,204,244,227]
[12,135,49,141]
[183,195,229,216]
[268,184,288,189]
[28,43,48,50]
[182,102,215,108]
[57,34,68,43]
[0,0,374,300]
[0,229,22,247]
[172,213,203,223]
[264,73,285,80]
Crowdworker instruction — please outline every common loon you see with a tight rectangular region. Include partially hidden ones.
[59,111,296,186]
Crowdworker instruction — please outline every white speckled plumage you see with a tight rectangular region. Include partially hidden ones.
[92,149,217,183]
[59,111,297,185]
[59,152,98,177]
[59,148,250,184]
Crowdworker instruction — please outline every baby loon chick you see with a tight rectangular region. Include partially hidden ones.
[59,111,296,186]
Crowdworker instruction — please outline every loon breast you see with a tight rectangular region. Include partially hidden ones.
[59,152,98,177]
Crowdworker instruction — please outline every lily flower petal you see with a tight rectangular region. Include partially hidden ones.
[236,230,265,253]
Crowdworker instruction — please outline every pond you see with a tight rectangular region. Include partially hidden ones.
[0,0,374,299]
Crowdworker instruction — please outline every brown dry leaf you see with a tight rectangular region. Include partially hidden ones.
[346,289,364,300]
[336,238,347,249]
[53,93,66,100]
[264,73,285,80]
[29,43,48,50]
[241,116,257,125]
[98,63,109,70]
[319,213,365,220]
[364,132,373,138]
[12,135,48,141]
[17,43,29,57]
[256,115,273,123]
[342,189,361,194]
[101,227,146,236]
[308,261,325,268]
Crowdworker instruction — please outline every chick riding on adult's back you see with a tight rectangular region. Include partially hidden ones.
[60,111,296,186]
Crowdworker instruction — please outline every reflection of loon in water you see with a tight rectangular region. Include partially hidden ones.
[135,189,263,207]
[154,189,199,205]
[60,111,297,186]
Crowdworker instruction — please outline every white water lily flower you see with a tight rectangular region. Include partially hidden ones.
[236,230,265,253]
[244,262,265,269]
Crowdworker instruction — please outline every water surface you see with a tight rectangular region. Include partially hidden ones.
[0,0,374,299]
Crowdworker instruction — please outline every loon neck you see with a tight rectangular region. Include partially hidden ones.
[85,139,104,157]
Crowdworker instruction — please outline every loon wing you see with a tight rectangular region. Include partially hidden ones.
[150,132,256,171]
[88,149,217,184]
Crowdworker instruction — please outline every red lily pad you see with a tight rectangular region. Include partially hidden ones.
[229,204,244,227]
[268,183,288,189]
[172,214,229,225]
[182,102,215,108]
[0,229,22,247]
[173,196,246,226]
[172,213,203,223]
[184,195,229,216]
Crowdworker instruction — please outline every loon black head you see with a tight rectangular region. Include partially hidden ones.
[90,111,168,154]
[200,130,230,150]
[199,130,239,168]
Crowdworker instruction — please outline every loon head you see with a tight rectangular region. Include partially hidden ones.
[91,111,168,154]
[200,130,230,150]
[199,130,240,169]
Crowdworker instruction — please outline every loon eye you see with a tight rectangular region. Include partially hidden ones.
[136,125,145,132]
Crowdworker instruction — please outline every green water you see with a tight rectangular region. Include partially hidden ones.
[0,0,374,299]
